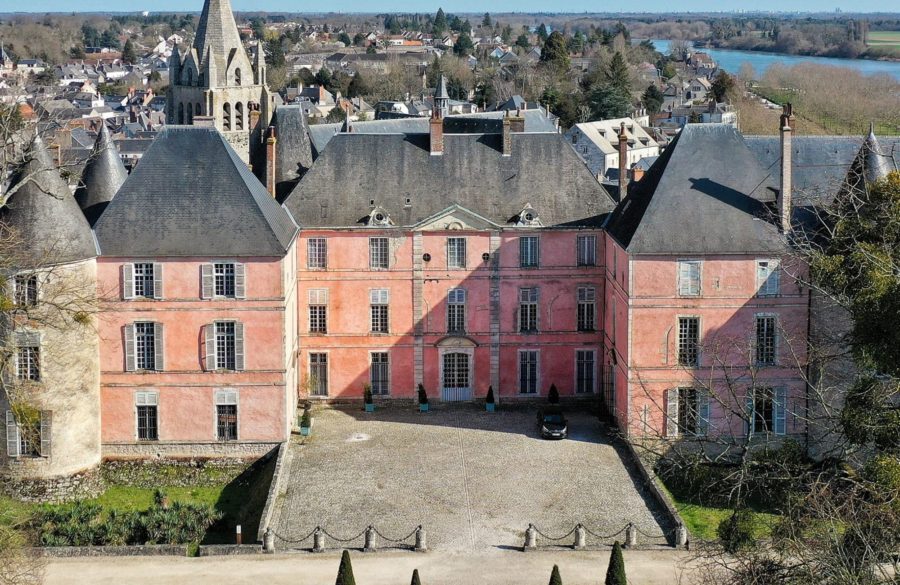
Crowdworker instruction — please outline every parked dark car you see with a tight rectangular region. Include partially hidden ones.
[538,407,568,439]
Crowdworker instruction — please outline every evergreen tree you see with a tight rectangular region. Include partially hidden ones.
[501,24,513,43]
[548,564,563,585]
[347,71,369,98]
[266,39,286,67]
[410,568,422,585]
[482,13,492,28]
[539,31,570,70]
[338,32,352,47]
[433,8,447,35]
[605,51,631,93]
[548,384,560,404]
[515,34,530,50]
[710,71,736,103]
[352,32,366,46]
[641,85,664,114]
[589,84,632,120]
[453,33,475,57]
[605,541,626,585]
[335,550,356,585]
[315,66,332,87]
[536,23,549,42]
[122,39,136,64]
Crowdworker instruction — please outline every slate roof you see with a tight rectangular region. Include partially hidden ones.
[284,131,614,228]
[75,124,128,226]
[272,105,313,199]
[307,109,558,156]
[1,137,98,266]
[605,124,784,255]
[94,127,298,257]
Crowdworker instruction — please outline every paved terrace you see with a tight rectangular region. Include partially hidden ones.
[270,404,672,552]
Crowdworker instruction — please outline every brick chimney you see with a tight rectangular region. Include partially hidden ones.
[509,108,525,133]
[502,114,512,157]
[265,126,277,198]
[429,111,443,156]
[618,122,629,199]
[778,103,794,234]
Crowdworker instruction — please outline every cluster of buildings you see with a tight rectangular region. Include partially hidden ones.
[2,0,897,499]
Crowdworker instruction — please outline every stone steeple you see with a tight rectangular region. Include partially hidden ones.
[192,0,250,88]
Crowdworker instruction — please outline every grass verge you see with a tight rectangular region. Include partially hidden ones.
[659,484,780,541]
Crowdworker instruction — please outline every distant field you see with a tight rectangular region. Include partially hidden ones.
[867,31,900,47]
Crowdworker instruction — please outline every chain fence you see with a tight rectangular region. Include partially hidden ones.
[269,524,424,552]
[526,522,679,549]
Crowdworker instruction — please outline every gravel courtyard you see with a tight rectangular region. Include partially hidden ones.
[270,404,672,552]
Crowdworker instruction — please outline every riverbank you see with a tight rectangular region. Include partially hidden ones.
[704,41,900,63]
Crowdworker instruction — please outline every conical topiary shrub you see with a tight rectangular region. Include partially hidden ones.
[410,568,422,585]
[548,384,560,404]
[605,541,626,585]
[364,384,373,405]
[548,564,563,585]
[486,386,495,404]
[335,549,356,585]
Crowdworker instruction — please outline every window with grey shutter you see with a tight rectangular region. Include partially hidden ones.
[756,260,780,297]
[6,411,19,458]
[234,321,245,371]
[153,263,164,299]
[204,324,216,371]
[122,263,135,299]
[774,387,786,436]
[124,323,136,372]
[201,263,214,299]
[697,390,711,436]
[666,388,679,437]
[153,322,164,371]
[234,263,246,299]
[678,260,701,296]
[40,411,51,457]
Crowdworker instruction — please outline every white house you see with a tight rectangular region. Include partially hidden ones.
[564,117,661,181]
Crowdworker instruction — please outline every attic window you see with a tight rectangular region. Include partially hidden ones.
[369,199,376,207]
[405,198,412,206]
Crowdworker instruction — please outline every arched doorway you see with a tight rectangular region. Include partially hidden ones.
[437,337,476,402]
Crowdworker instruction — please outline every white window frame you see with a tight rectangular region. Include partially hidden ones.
[6,410,50,459]
[447,288,466,333]
[12,273,38,306]
[447,237,467,269]
[518,287,539,333]
[677,259,702,297]
[677,315,700,367]
[135,391,159,441]
[215,321,237,370]
[308,238,328,269]
[577,286,596,332]
[214,388,239,441]
[439,348,474,394]
[14,331,41,382]
[756,259,781,297]
[519,236,540,268]
[517,349,540,394]
[308,352,329,397]
[308,288,328,334]
[369,351,390,396]
[747,386,786,436]
[370,288,389,333]
[574,349,597,394]
[576,235,597,267]
[369,237,390,270]
[755,313,778,366]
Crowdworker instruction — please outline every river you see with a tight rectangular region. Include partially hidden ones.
[648,39,900,81]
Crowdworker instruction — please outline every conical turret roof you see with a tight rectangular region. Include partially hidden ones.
[434,75,449,100]
[75,124,128,226]
[1,137,97,266]
[863,123,894,184]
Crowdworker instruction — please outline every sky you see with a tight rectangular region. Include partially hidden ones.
[5,0,896,14]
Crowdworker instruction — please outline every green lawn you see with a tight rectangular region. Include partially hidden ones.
[658,483,780,541]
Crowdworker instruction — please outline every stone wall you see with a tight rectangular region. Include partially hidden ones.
[0,467,103,503]
[101,458,253,489]
[102,441,279,460]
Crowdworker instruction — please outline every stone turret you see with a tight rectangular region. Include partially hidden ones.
[75,124,128,226]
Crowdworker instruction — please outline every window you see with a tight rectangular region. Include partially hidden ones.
[519,236,539,268]
[748,387,786,435]
[215,322,236,370]
[370,352,389,395]
[447,237,466,268]
[756,315,777,365]
[370,289,389,333]
[135,322,157,371]
[134,263,155,298]
[447,288,466,333]
[308,289,328,334]
[518,350,539,394]
[677,260,701,296]
[519,288,538,332]
[577,287,596,332]
[5,411,50,458]
[369,237,389,269]
[575,350,595,394]
[442,352,470,391]
[309,353,328,396]
[308,238,327,269]
[215,390,238,441]
[576,235,596,267]
[13,274,38,306]
[201,263,245,299]
[757,260,780,297]
[677,317,700,367]
[666,387,709,437]
[16,346,40,382]
[136,392,158,441]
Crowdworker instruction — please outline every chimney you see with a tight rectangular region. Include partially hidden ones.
[249,105,261,132]
[632,166,645,182]
[618,122,629,199]
[502,114,512,157]
[266,126,277,198]
[509,108,525,133]
[778,103,794,234]
[429,112,443,156]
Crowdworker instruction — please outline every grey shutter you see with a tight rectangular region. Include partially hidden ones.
[40,410,51,457]
[204,324,216,371]
[201,263,214,299]
[122,263,134,300]
[153,263,164,299]
[124,324,136,372]
[153,322,164,371]
[774,387,787,436]
[6,411,18,457]
[746,391,755,437]
[665,388,679,438]
[234,321,245,371]
[697,390,710,436]
[678,262,691,295]
[756,262,767,295]
[234,263,246,299]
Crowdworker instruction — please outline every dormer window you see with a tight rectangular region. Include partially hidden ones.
[368,207,393,227]
[517,204,541,227]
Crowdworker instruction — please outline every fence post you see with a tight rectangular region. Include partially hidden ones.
[415,525,427,552]
[235,524,242,545]
[625,523,637,548]
[574,524,586,550]
[263,528,275,553]
[313,527,325,553]
[364,525,376,552]
[675,524,688,548]
[524,524,537,551]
